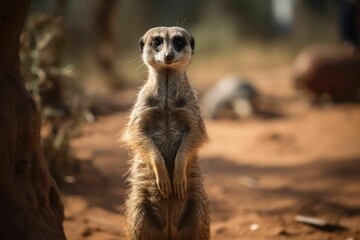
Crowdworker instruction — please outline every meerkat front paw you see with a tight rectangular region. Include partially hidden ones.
[173,171,187,200]
[155,171,172,198]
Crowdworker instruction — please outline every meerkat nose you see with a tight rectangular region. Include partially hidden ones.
[164,52,175,62]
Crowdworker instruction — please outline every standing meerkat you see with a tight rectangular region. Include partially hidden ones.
[122,26,209,240]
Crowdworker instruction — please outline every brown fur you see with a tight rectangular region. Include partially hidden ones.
[122,27,209,239]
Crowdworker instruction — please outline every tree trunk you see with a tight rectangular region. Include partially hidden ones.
[0,1,65,239]
[95,0,117,71]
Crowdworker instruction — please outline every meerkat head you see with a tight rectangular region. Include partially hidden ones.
[139,26,195,71]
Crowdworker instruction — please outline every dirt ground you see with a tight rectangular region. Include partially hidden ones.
[61,66,360,240]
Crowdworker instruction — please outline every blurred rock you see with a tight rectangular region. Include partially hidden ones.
[201,75,258,119]
[293,46,360,103]
[295,215,347,232]
[295,215,327,227]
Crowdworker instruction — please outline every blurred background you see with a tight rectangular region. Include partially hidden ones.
[24,0,359,239]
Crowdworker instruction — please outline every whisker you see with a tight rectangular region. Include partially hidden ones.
[120,56,142,64]
[136,62,145,71]
[123,50,142,55]
[180,17,187,27]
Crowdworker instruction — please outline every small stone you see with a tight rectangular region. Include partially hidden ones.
[295,215,326,226]
[250,223,260,231]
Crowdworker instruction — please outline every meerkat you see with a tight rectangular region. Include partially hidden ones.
[122,27,209,240]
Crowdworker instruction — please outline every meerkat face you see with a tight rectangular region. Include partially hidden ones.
[139,27,195,71]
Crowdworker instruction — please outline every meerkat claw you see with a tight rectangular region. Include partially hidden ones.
[156,177,171,198]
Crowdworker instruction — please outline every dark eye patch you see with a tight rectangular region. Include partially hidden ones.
[173,36,186,52]
[152,36,163,50]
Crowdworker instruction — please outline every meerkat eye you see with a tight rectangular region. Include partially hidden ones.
[152,37,163,49]
[173,36,186,52]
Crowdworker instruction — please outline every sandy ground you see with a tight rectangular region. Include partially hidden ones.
[61,66,360,240]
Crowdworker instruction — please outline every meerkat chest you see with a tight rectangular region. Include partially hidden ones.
[144,93,191,163]
[139,75,196,146]
[144,93,190,136]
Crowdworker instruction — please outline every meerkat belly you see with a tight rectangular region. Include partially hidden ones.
[146,107,187,177]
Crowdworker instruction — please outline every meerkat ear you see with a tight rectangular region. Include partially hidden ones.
[190,35,195,52]
[139,37,145,53]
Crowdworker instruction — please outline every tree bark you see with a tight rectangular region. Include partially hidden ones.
[0,1,65,239]
[95,0,117,71]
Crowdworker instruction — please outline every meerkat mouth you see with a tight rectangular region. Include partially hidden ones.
[164,59,179,65]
